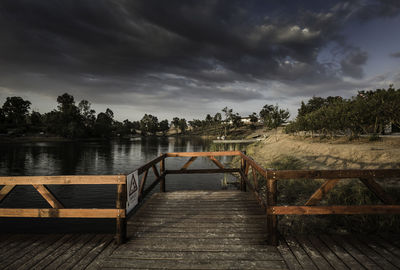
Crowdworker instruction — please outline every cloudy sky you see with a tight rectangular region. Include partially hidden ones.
[1,0,400,121]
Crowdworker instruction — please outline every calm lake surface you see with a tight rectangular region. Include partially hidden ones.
[0,137,241,233]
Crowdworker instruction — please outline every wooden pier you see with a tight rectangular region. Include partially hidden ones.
[1,151,400,269]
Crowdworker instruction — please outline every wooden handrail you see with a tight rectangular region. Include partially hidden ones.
[166,151,241,157]
[2,151,399,247]
[0,175,125,185]
[263,168,400,245]
[0,174,127,244]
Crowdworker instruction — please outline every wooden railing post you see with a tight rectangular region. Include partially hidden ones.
[240,156,246,191]
[160,157,166,192]
[267,172,278,246]
[116,175,127,245]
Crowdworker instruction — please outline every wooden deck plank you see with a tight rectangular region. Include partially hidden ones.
[129,226,266,233]
[110,250,283,261]
[2,234,45,269]
[4,234,62,270]
[16,234,74,270]
[130,231,268,239]
[100,258,288,269]
[346,235,397,270]
[0,234,41,263]
[284,235,318,270]
[277,236,303,270]
[122,237,268,246]
[373,235,400,257]
[356,234,400,268]
[319,235,364,270]
[331,235,382,270]
[86,239,118,270]
[70,234,114,270]
[137,209,266,215]
[43,234,94,269]
[307,235,348,270]
[295,235,335,270]
[31,234,81,270]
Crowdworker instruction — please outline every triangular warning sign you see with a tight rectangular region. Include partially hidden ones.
[129,174,138,196]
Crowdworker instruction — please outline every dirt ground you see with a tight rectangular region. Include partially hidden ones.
[246,129,400,170]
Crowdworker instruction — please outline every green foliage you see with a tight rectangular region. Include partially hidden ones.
[287,86,400,137]
[158,119,169,135]
[140,114,159,135]
[260,104,289,130]
[2,96,31,126]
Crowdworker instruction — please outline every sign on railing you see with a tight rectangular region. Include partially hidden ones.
[126,170,139,214]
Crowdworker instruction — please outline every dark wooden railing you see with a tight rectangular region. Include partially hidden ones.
[1,151,399,246]
[0,175,127,244]
[264,168,400,245]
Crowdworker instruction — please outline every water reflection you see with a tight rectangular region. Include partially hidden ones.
[0,137,247,232]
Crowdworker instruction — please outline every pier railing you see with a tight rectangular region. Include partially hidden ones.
[0,175,127,244]
[1,151,400,246]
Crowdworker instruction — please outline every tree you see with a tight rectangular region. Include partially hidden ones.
[78,100,96,126]
[231,113,242,128]
[94,111,113,138]
[213,113,222,123]
[140,114,159,135]
[205,114,213,125]
[222,107,233,136]
[172,117,180,130]
[158,119,169,136]
[249,112,258,129]
[2,96,31,126]
[178,118,188,134]
[55,93,85,138]
[260,104,290,130]
[57,93,76,113]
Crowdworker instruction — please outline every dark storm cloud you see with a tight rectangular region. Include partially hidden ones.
[390,51,400,58]
[340,49,368,78]
[0,0,399,116]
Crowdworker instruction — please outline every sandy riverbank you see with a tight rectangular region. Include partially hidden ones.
[245,130,400,170]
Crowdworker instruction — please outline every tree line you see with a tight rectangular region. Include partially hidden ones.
[0,93,175,139]
[285,85,400,137]
[0,92,291,139]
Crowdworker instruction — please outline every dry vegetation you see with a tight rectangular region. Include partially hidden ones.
[242,129,400,234]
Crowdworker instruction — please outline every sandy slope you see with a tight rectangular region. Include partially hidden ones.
[246,131,400,170]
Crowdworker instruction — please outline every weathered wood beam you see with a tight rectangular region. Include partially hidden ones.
[267,177,278,246]
[180,157,197,170]
[268,169,400,180]
[239,152,267,177]
[0,175,124,185]
[252,167,258,189]
[33,184,64,208]
[305,179,340,206]
[160,158,166,192]
[359,178,395,205]
[0,185,15,203]
[166,151,241,157]
[209,156,225,169]
[0,208,125,218]
[152,165,160,178]
[166,169,239,174]
[142,173,166,199]
[268,205,400,215]
[137,154,166,175]
[138,169,149,199]
[239,170,266,209]
[116,182,127,244]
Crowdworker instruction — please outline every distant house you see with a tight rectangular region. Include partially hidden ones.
[240,117,252,124]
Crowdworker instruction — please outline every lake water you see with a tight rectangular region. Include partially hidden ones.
[0,137,243,233]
